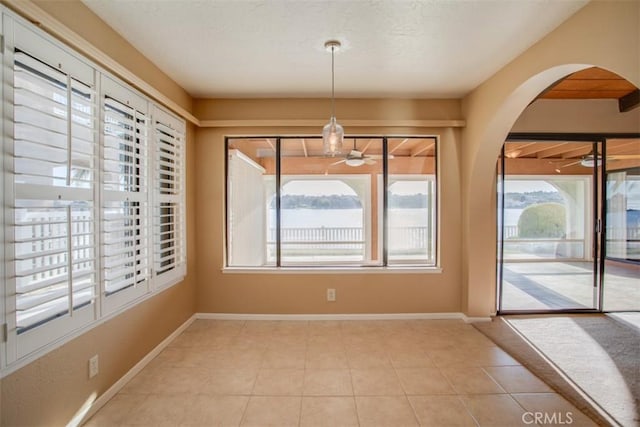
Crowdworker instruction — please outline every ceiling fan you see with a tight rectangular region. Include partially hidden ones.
[329,139,391,167]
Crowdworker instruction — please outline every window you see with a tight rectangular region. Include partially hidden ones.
[2,14,186,368]
[226,136,438,268]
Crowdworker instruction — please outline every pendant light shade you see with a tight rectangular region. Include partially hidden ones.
[322,116,344,156]
[323,40,343,156]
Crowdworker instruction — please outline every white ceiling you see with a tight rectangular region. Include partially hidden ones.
[82,0,588,99]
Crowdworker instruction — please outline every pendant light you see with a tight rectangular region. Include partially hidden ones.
[322,40,344,156]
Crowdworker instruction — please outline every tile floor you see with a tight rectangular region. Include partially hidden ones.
[85,319,596,426]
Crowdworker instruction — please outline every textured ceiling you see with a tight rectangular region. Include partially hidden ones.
[82,0,589,99]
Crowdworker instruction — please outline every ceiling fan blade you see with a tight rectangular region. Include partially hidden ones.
[559,160,582,168]
[330,159,346,166]
[364,158,377,165]
[367,154,394,160]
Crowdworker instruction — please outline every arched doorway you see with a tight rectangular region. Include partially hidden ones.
[496,68,639,312]
[463,65,639,318]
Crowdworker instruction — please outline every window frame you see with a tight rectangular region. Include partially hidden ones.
[225,135,439,270]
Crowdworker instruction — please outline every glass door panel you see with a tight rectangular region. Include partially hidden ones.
[499,140,600,311]
[602,138,640,311]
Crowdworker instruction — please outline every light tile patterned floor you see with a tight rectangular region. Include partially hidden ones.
[85,319,596,426]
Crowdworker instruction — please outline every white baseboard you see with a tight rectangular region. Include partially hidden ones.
[196,312,466,321]
[462,315,493,323]
[70,314,196,427]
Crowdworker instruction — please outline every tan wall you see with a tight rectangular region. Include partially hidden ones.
[0,2,197,425]
[461,0,640,316]
[195,98,464,314]
[195,98,462,121]
[513,99,640,133]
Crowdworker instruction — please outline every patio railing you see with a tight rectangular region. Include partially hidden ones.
[267,226,433,261]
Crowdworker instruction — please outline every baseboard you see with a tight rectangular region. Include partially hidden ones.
[462,315,493,323]
[196,312,466,321]
[70,314,196,427]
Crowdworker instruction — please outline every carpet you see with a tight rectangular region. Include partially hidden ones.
[474,314,640,427]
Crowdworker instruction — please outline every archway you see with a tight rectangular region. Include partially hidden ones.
[464,62,639,316]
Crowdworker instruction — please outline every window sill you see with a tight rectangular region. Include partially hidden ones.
[222,266,442,274]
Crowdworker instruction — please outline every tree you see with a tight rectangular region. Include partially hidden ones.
[518,203,566,238]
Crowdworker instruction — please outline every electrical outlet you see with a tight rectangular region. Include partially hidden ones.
[327,288,336,302]
[89,355,99,378]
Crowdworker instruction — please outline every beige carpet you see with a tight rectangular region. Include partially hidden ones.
[474,314,640,427]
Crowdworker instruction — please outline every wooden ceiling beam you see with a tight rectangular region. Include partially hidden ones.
[606,139,640,155]
[619,89,640,112]
[560,145,594,159]
[541,90,634,99]
[390,138,410,154]
[534,142,571,159]
[411,141,435,157]
[504,142,539,158]
[265,138,276,152]
[509,142,561,158]
[360,138,377,154]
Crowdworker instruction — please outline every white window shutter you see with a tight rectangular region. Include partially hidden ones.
[100,77,150,314]
[10,41,97,359]
[152,107,186,287]
[2,15,188,368]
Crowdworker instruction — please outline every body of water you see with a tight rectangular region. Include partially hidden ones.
[269,208,430,228]
[269,207,525,229]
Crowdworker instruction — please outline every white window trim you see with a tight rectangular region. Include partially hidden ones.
[222,266,443,274]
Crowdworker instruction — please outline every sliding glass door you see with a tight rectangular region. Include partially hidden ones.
[498,136,640,313]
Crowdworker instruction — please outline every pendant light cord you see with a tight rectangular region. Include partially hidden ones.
[331,45,335,119]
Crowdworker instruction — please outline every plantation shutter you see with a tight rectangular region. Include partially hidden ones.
[101,77,150,313]
[10,31,97,358]
[152,107,186,286]
[2,15,189,368]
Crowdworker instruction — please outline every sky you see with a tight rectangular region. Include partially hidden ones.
[282,180,355,196]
